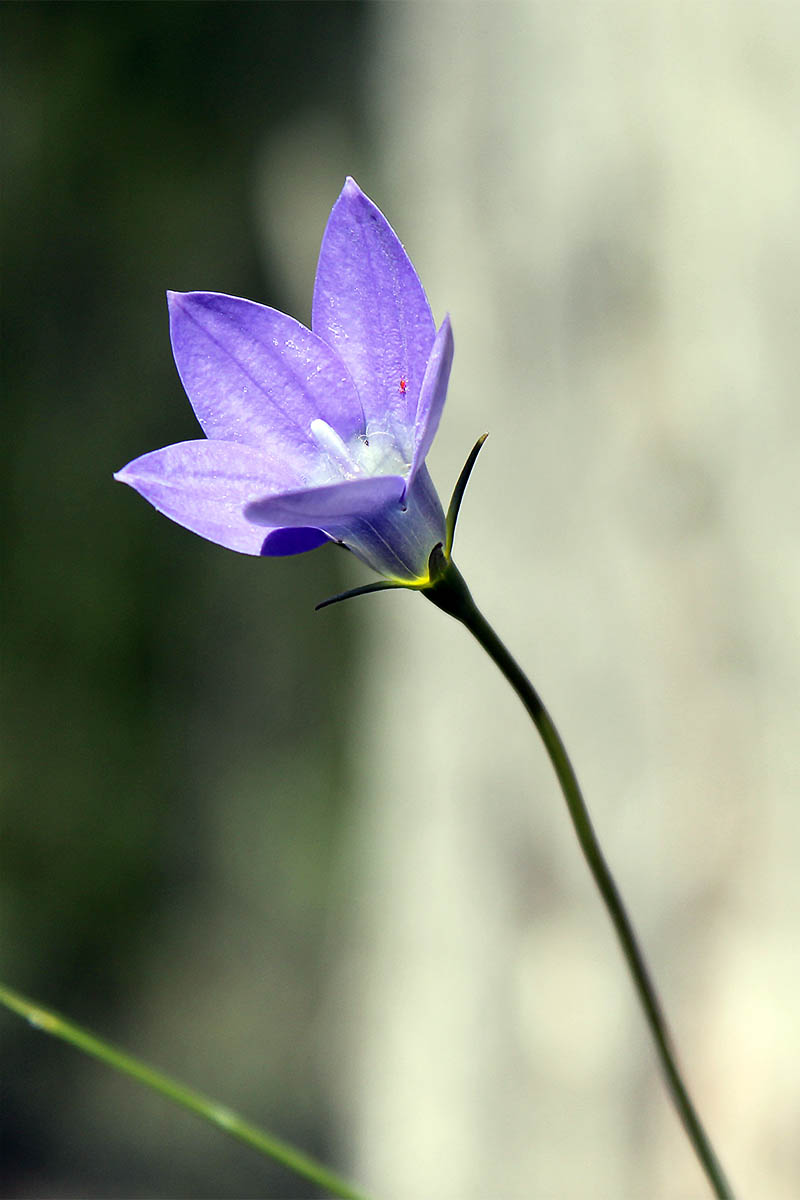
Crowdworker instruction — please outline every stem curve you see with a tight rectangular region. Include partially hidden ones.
[423,560,735,1200]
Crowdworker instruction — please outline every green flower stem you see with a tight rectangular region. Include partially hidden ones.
[0,982,371,1200]
[424,555,735,1200]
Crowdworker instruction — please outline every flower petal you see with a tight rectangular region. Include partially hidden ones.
[260,527,330,557]
[339,464,446,583]
[168,291,364,473]
[311,178,435,452]
[115,439,298,555]
[244,474,405,528]
[408,315,454,487]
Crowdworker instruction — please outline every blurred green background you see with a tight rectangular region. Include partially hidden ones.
[4,3,800,1199]
[3,3,371,1196]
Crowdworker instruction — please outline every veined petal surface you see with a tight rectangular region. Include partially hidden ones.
[245,474,405,528]
[312,178,435,451]
[408,315,454,488]
[168,291,365,473]
[331,464,446,584]
[115,439,298,555]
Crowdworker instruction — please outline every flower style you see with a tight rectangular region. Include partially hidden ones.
[115,178,454,584]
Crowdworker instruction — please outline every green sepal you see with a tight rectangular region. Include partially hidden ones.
[315,579,410,611]
[445,432,488,556]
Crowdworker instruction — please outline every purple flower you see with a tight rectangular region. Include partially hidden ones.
[115,178,454,584]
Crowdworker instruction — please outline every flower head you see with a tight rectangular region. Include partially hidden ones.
[115,178,454,584]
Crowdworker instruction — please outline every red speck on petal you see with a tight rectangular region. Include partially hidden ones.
[399,377,407,395]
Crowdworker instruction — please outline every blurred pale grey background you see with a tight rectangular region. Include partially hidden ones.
[3,2,798,1198]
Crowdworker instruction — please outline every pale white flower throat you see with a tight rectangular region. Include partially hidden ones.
[310,418,409,483]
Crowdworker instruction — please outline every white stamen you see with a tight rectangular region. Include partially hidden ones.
[310,418,360,476]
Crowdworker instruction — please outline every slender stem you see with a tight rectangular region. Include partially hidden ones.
[0,983,372,1200]
[424,561,734,1200]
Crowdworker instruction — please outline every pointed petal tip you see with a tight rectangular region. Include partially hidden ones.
[167,290,230,315]
[166,289,195,319]
[166,289,210,310]
[339,177,373,212]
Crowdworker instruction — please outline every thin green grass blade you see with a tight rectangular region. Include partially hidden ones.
[0,982,373,1200]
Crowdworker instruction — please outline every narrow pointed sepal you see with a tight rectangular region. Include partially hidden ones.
[315,579,411,612]
[445,433,488,556]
